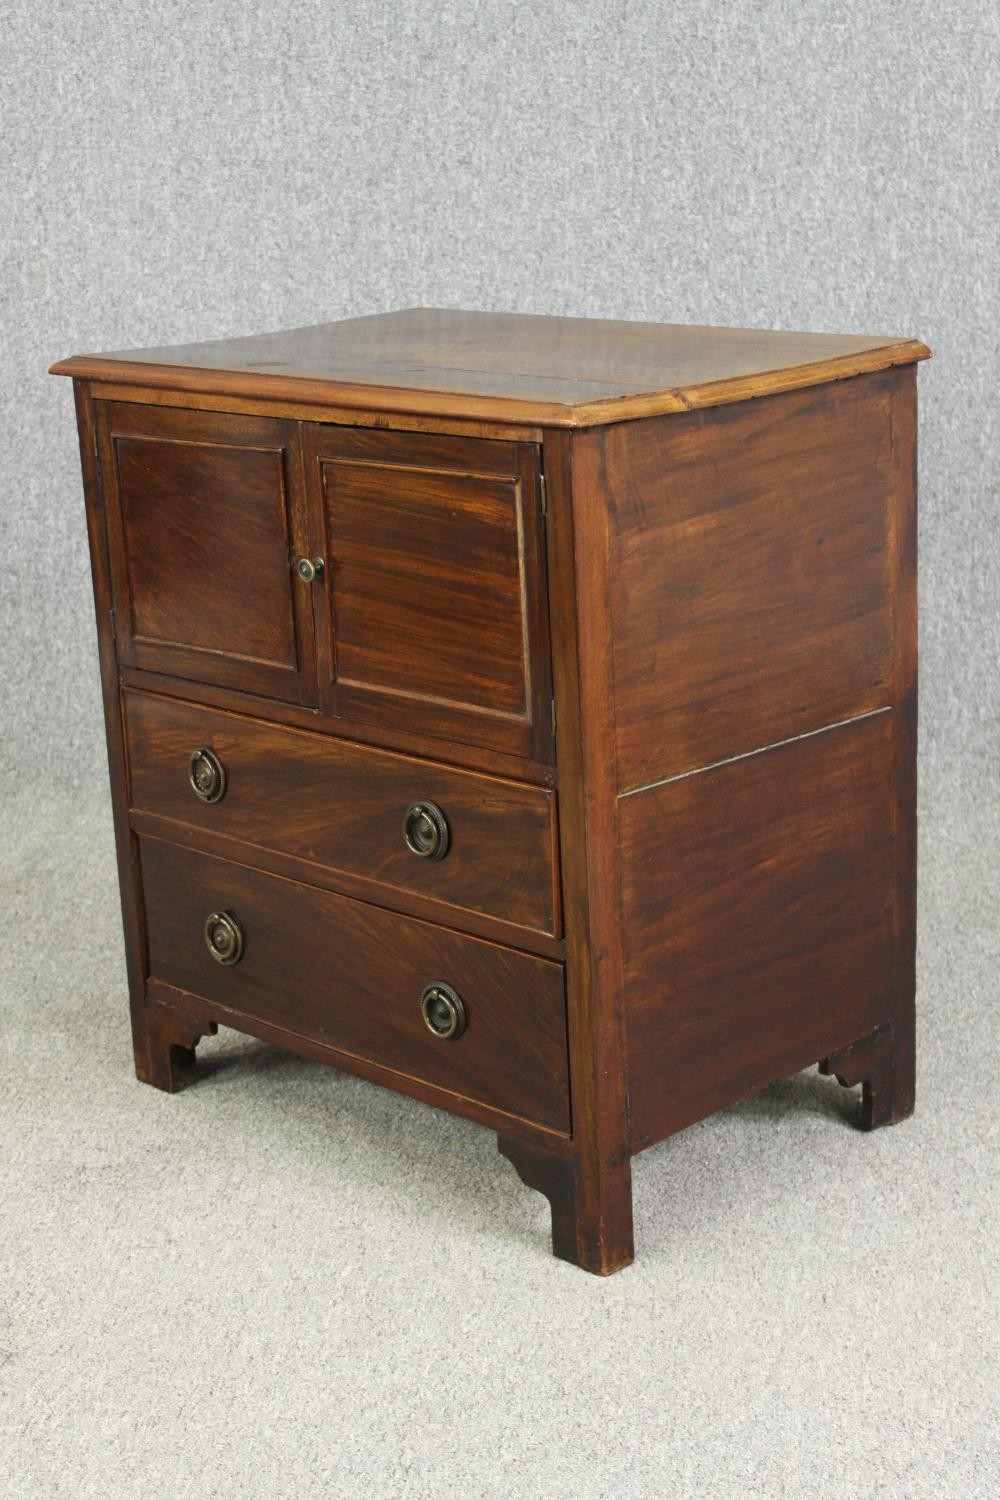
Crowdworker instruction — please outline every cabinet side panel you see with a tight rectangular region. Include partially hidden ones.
[622,713,894,1147]
[608,373,897,793]
[887,365,918,1116]
[608,368,919,1148]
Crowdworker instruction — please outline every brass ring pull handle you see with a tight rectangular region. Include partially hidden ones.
[204,910,244,966]
[295,556,324,583]
[420,982,466,1040]
[189,747,227,803]
[403,800,450,861]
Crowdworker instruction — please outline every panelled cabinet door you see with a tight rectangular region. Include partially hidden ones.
[96,403,316,704]
[303,427,553,761]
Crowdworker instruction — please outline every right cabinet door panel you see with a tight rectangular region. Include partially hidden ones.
[303,427,553,762]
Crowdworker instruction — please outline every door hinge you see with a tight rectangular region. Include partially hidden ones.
[539,473,548,517]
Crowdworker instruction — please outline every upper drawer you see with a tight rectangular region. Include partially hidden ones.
[125,690,561,940]
[96,403,315,705]
[302,426,553,763]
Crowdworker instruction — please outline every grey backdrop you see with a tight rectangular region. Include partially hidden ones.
[3,0,998,795]
[4,6,1000,1499]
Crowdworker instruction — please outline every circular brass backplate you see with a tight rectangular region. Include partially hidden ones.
[204,910,244,966]
[403,801,450,861]
[189,747,227,804]
[420,982,466,1040]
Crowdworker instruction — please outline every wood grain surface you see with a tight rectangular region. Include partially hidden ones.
[57,313,925,1272]
[622,711,895,1149]
[96,401,316,704]
[532,426,634,1273]
[608,372,897,792]
[125,689,561,938]
[303,426,552,761]
[140,837,570,1134]
[52,307,930,428]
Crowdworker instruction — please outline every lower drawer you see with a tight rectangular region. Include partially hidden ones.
[140,838,570,1134]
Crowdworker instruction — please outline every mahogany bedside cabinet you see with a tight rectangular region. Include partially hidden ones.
[51,309,930,1274]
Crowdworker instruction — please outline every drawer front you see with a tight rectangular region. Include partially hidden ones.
[303,427,553,762]
[125,691,560,938]
[140,839,570,1134]
[97,403,316,705]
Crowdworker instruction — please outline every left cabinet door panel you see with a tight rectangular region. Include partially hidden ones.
[96,402,317,704]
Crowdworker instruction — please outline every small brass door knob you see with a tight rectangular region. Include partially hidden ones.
[403,801,450,861]
[420,982,466,1040]
[295,556,324,583]
[204,910,244,966]
[189,747,227,803]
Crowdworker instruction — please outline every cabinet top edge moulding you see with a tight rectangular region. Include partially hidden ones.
[49,307,931,429]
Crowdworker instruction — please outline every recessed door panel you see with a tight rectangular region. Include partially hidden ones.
[305,427,552,761]
[97,403,315,703]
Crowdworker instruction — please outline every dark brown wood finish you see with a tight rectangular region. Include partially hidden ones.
[819,1023,903,1130]
[131,813,563,963]
[887,365,919,1124]
[96,402,316,704]
[144,977,567,1148]
[302,425,553,762]
[621,711,895,1147]
[87,380,545,442]
[124,689,561,940]
[140,992,218,1093]
[72,383,154,1083]
[609,373,896,792]
[55,311,926,1275]
[52,307,929,427]
[497,1134,579,1260]
[509,427,634,1274]
[139,837,570,1134]
[604,365,918,1151]
[119,666,556,786]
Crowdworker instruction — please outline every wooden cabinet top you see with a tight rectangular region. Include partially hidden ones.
[51,306,929,429]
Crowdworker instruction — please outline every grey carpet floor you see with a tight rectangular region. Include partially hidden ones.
[2,764,998,1499]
